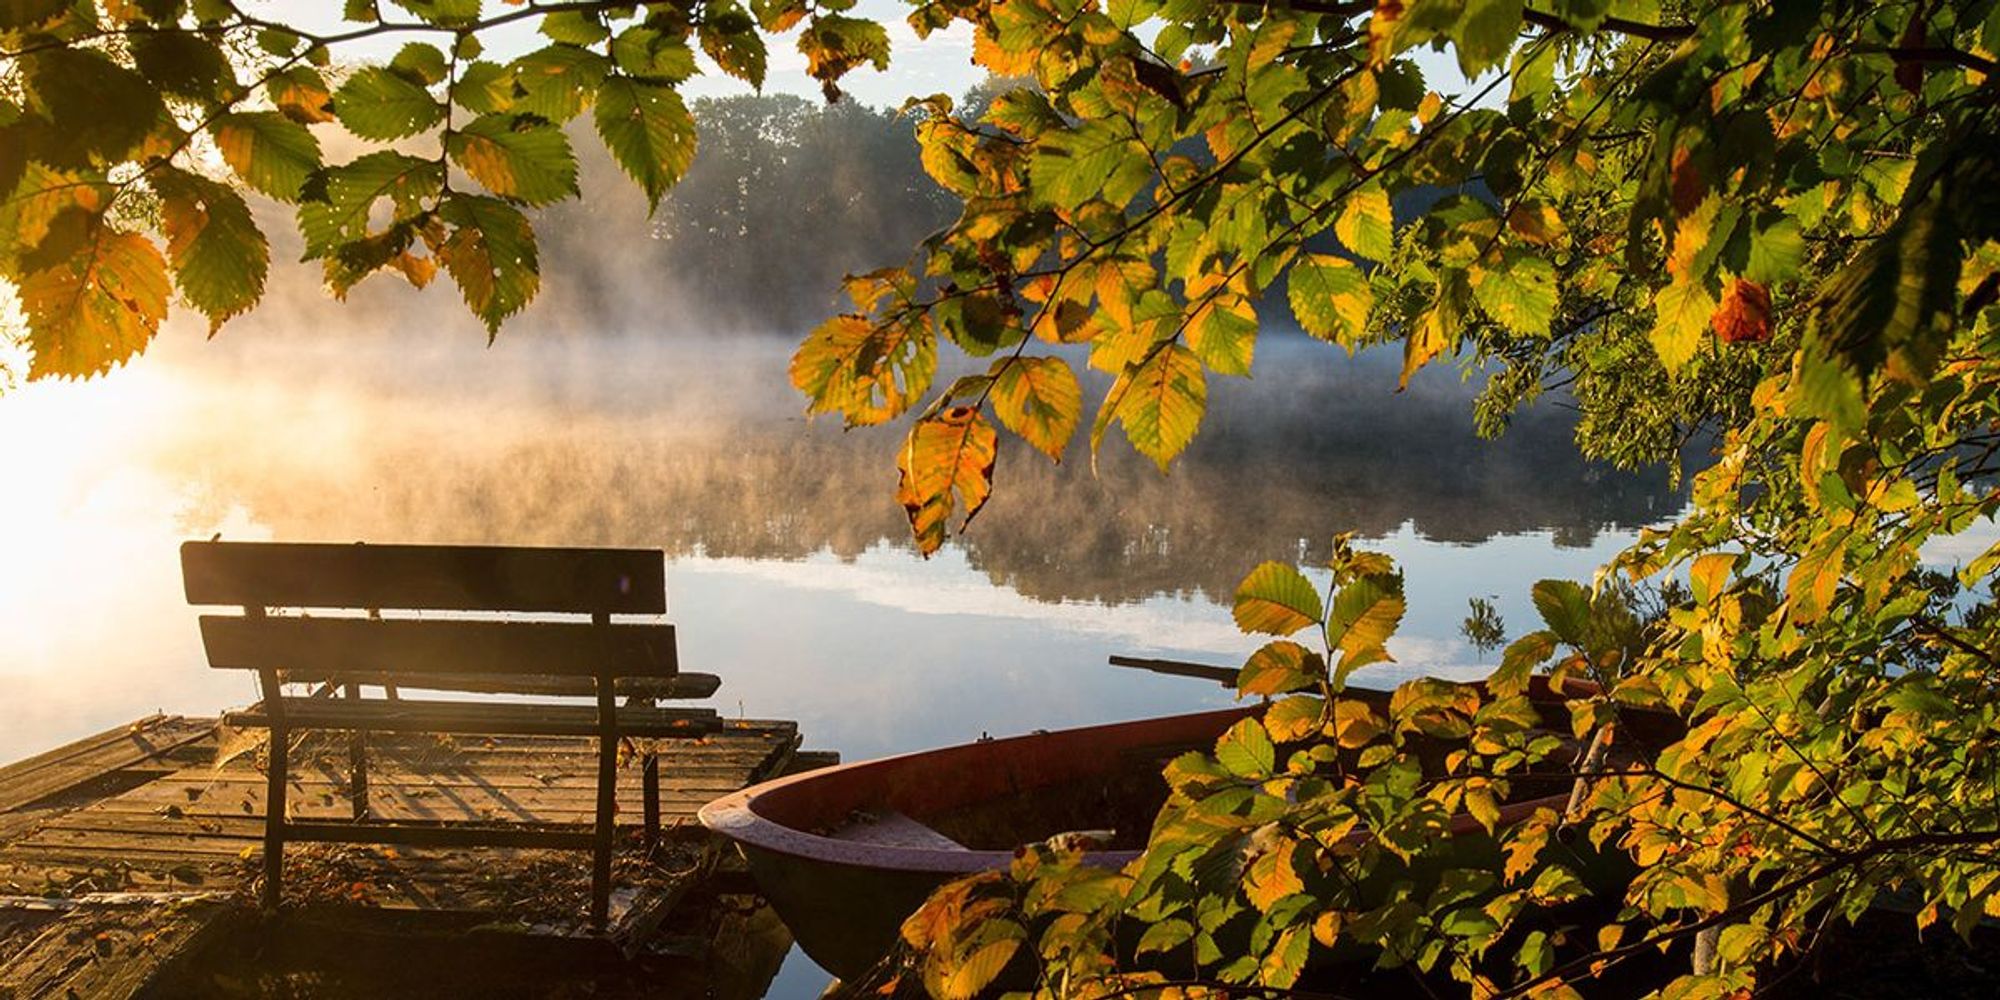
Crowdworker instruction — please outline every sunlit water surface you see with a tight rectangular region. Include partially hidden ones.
[1,324,1689,996]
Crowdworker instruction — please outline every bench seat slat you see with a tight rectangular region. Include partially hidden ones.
[199,616,679,678]
[181,541,666,614]
[225,698,720,738]
[283,671,722,701]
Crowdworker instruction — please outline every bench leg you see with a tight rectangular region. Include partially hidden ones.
[590,664,616,930]
[346,683,369,821]
[643,754,660,852]
[262,690,289,912]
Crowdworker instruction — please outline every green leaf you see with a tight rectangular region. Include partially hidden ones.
[0,0,66,30]
[390,42,449,86]
[1029,123,1150,212]
[1745,216,1804,284]
[335,66,445,140]
[991,355,1082,462]
[1530,580,1591,646]
[1328,571,1405,682]
[611,27,698,82]
[1107,342,1206,471]
[20,225,171,379]
[1336,183,1394,262]
[1809,196,1960,386]
[1234,562,1324,636]
[593,76,698,212]
[1456,0,1524,75]
[297,152,442,259]
[540,10,610,46]
[446,114,579,207]
[153,168,269,332]
[700,7,769,88]
[211,112,321,202]
[798,13,892,88]
[437,194,540,333]
[130,30,234,102]
[1185,284,1258,377]
[1650,278,1715,371]
[1471,250,1557,335]
[1491,630,1555,697]
[21,48,164,166]
[1287,253,1373,347]
[509,45,611,122]
[1215,718,1276,778]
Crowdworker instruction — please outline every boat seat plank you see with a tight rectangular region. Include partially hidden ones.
[827,810,969,852]
[225,698,720,738]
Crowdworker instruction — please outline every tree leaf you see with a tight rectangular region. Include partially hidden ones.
[509,45,611,122]
[1471,250,1557,335]
[20,48,164,166]
[446,114,579,206]
[297,152,442,259]
[896,406,1000,556]
[436,193,540,333]
[268,67,336,124]
[1215,717,1276,777]
[1711,278,1772,343]
[1108,342,1206,471]
[593,75,697,213]
[334,66,444,140]
[1335,183,1394,262]
[1238,640,1323,696]
[1233,561,1324,636]
[1328,571,1405,683]
[153,168,269,332]
[211,112,322,202]
[1530,580,1591,646]
[700,6,769,88]
[1650,278,1716,371]
[991,355,1082,462]
[1287,253,1372,347]
[791,314,936,426]
[20,225,170,379]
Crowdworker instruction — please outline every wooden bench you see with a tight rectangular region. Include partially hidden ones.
[181,540,721,926]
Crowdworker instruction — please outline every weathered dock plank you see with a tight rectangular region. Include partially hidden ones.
[0,716,214,814]
[0,895,239,1000]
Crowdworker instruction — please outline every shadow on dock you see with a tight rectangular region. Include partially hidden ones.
[0,714,833,998]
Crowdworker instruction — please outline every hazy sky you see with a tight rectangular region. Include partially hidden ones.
[256,0,984,109]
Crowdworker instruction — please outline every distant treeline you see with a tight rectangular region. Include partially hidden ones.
[541,94,958,336]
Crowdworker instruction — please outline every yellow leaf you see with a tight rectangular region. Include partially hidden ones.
[791,314,937,426]
[1105,342,1207,471]
[896,407,999,556]
[1331,698,1384,749]
[21,227,170,379]
[939,937,1019,1000]
[1650,279,1716,372]
[991,355,1082,462]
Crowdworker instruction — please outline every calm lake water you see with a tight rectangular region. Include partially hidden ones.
[0,312,1688,995]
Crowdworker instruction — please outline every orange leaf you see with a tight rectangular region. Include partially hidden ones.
[1711,279,1772,344]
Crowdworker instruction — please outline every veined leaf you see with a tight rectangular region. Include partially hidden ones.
[791,314,937,426]
[1185,279,1258,377]
[1328,571,1405,683]
[268,67,336,124]
[1287,253,1372,347]
[1028,123,1149,211]
[0,0,65,30]
[1234,562,1324,636]
[1650,278,1715,371]
[509,45,610,122]
[1471,250,1557,336]
[1530,580,1591,646]
[896,407,1000,556]
[1711,278,1772,343]
[297,152,442,259]
[1238,640,1323,696]
[334,66,444,140]
[211,112,321,202]
[991,355,1082,462]
[593,76,697,212]
[446,114,579,206]
[1216,717,1276,777]
[700,7,769,88]
[153,168,269,332]
[1106,342,1206,471]
[21,48,164,166]
[1336,183,1394,262]
[20,226,170,379]
[436,194,540,333]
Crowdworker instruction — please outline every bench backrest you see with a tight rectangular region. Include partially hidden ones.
[183,541,677,680]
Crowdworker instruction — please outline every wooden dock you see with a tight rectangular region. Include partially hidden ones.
[0,713,826,998]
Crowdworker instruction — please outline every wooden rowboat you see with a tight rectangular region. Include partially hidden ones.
[698,675,1656,981]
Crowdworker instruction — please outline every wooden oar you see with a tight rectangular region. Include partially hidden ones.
[1107,655,1237,687]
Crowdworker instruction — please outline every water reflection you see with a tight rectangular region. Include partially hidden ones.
[0,327,1686,767]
